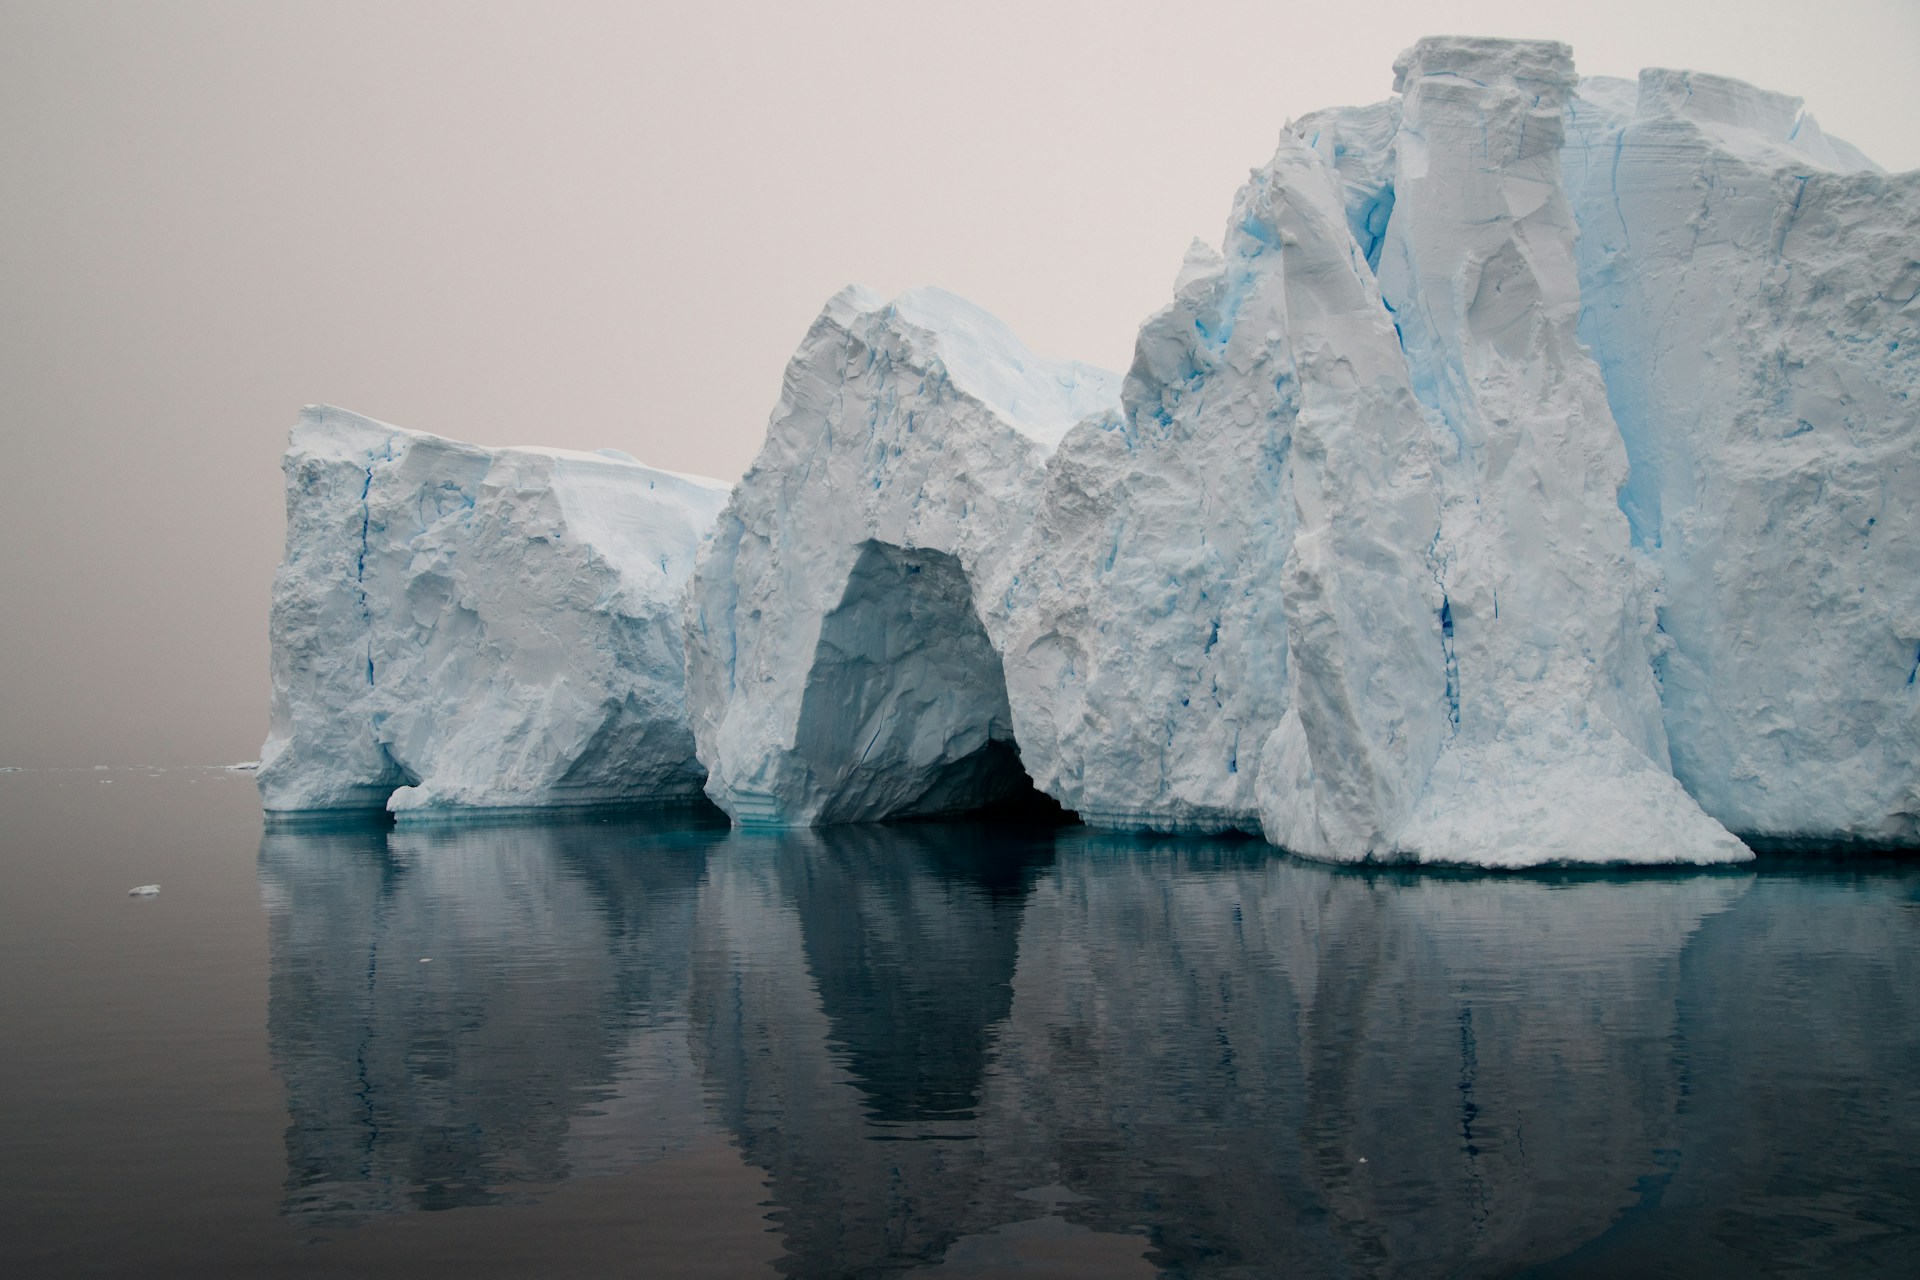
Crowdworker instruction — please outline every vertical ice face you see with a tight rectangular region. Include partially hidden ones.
[258,405,730,817]
[682,288,1121,825]
[253,39,1906,861]
[1565,68,1920,845]
[1000,219,1299,833]
[1291,98,1402,274]
[1001,119,1452,843]
[1350,37,1747,865]
[1250,135,1451,859]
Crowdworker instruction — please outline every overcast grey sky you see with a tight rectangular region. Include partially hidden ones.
[3,0,1915,767]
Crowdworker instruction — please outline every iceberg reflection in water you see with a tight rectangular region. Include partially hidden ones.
[259,816,1920,1277]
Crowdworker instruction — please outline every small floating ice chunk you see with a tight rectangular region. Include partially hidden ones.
[128,884,160,897]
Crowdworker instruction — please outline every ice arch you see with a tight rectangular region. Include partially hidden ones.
[791,541,1041,824]
[683,284,1121,829]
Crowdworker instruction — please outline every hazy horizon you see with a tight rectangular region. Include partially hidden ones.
[4,0,1916,768]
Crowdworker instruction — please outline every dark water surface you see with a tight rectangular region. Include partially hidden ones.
[3,769,1917,1278]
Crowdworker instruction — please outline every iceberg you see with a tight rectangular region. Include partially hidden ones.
[1005,37,1742,864]
[258,405,730,817]
[688,34,1919,865]
[264,36,1910,865]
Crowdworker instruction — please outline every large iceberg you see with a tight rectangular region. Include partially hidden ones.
[259,405,730,818]
[262,38,1911,864]
[688,35,1912,864]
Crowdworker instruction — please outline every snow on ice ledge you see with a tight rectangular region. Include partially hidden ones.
[258,405,731,820]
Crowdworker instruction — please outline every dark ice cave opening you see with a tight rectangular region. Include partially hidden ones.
[794,540,1073,826]
[890,738,1077,827]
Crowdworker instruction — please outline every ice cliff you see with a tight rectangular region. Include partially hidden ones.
[1261,37,1746,863]
[1562,68,1919,845]
[688,35,1913,863]
[262,37,1911,863]
[258,405,729,817]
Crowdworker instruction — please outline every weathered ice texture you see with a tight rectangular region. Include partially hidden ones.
[265,33,1894,865]
[1003,130,1442,842]
[999,228,1298,834]
[686,40,1771,863]
[1242,134,1451,858]
[1324,36,1746,865]
[1564,68,1920,845]
[258,405,729,817]
[683,287,1121,825]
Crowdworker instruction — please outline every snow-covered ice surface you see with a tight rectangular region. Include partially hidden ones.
[258,405,730,818]
[1564,68,1920,845]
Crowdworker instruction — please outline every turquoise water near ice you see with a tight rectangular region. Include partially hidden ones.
[3,767,1916,1277]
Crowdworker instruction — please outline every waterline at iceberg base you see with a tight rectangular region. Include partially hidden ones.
[266,37,1917,869]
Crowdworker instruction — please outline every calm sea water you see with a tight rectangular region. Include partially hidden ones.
[2,767,1916,1278]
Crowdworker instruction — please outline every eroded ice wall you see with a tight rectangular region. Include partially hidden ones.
[1242,135,1450,857]
[683,287,1120,825]
[1564,68,1920,845]
[1349,37,1746,865]
[259,405,729,817]
[677,35,1904,864]
[999,224,1300,833]
[1008,38,1744,863]
[1002,124,1449,843]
